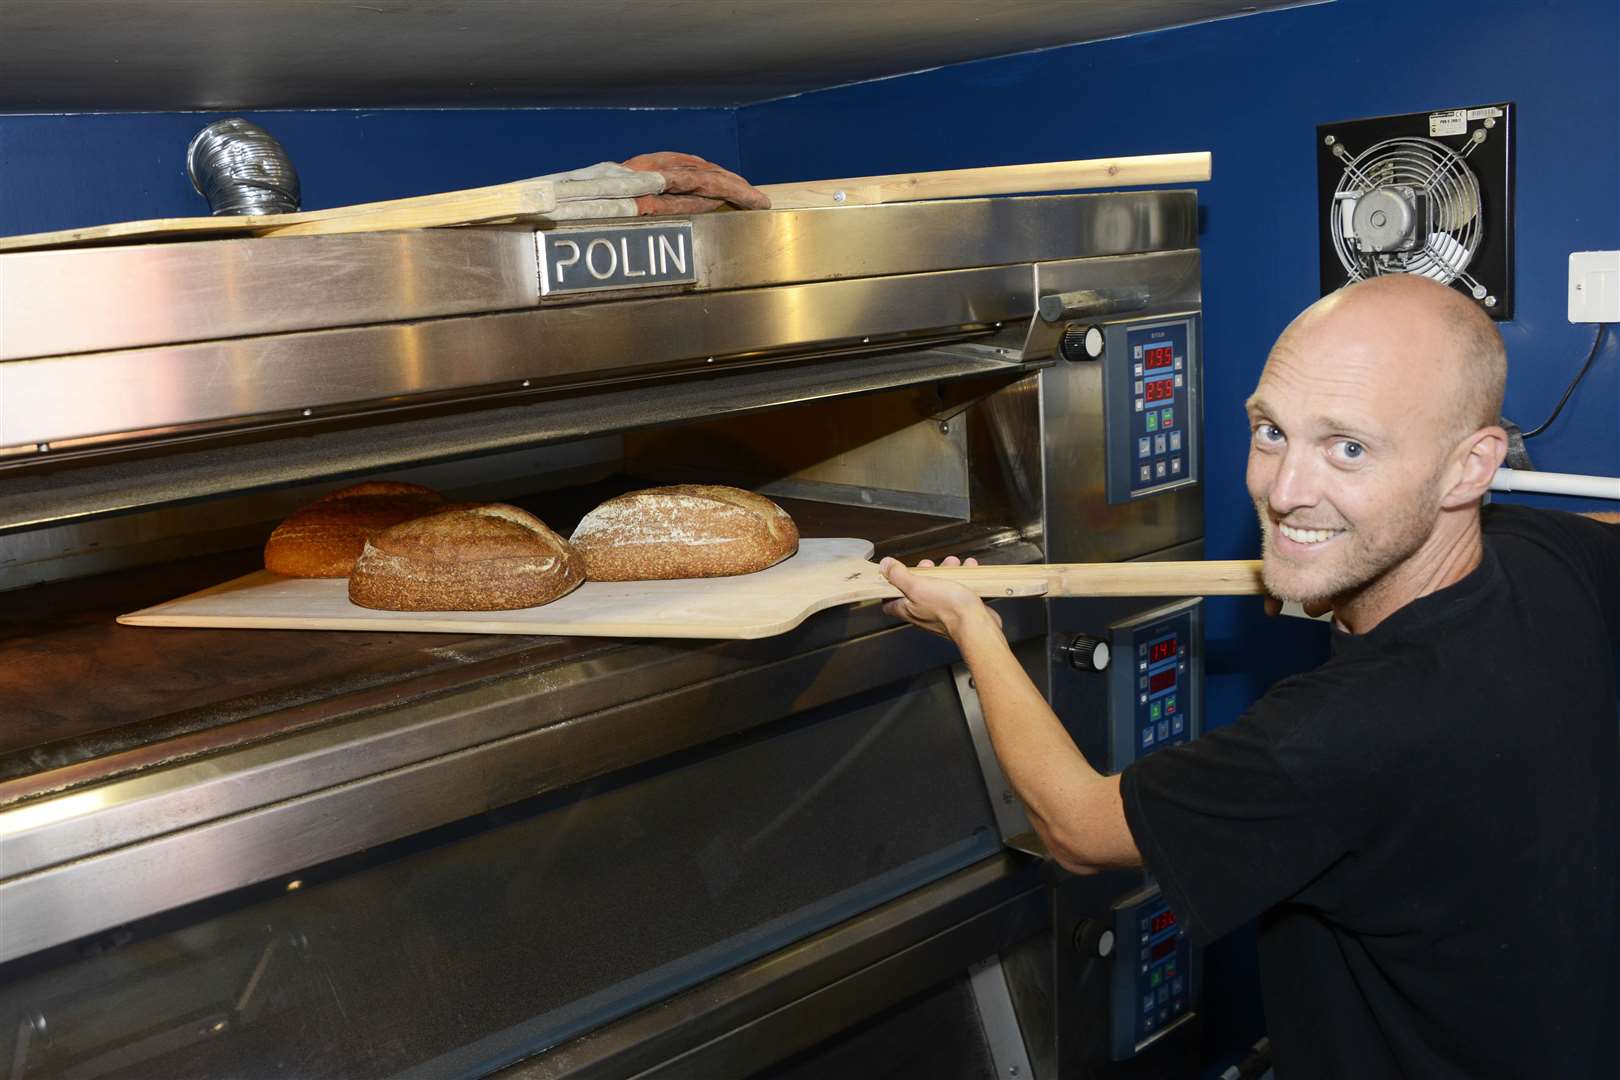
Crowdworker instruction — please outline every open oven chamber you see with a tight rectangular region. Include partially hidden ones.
[0,194,1203,1078]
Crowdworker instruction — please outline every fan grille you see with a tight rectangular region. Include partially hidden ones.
[1330,136,1484,288]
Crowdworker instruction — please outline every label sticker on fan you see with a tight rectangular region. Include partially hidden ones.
[1429,110,1468,137]
[1466,107,1504,120]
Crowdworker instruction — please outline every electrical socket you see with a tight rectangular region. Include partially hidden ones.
[1569,251,1620,322]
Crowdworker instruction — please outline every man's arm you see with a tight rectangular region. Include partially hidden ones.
[1580,511,1620,526]
[881,558,1141,873]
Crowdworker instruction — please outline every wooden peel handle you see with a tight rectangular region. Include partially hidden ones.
[910,559,1265,598]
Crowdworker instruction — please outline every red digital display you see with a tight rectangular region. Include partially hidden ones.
[1144,345,1175,370]
[1145,377,1174,403]
[1149,636,1177,663]
[1149,669,1177,694]
[1151,938,1177,962]
[1151,911,1178,934]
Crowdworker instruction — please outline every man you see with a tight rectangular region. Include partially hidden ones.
[881,275,1620,1077]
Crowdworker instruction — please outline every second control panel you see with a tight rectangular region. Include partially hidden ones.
[1108,599,1203,771]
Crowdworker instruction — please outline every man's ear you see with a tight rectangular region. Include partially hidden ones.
[1441,425,1508,508]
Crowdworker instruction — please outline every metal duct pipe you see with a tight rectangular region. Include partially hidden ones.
[185,118,301,216]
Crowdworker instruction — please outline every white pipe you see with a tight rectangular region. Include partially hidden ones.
[1491,468,1620,500]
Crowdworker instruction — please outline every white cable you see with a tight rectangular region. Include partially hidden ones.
[1491,468,1620,500]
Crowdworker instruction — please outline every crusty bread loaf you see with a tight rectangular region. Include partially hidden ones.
[264,481,444,578]
[570,484,799,581]
[348,504,584,611]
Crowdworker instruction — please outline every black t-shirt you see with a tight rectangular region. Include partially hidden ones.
[1121,505,1620,1078]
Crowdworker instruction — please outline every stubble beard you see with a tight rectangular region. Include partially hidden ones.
[1255,498,1436,609]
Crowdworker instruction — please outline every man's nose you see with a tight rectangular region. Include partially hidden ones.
[1267,447,1321,514]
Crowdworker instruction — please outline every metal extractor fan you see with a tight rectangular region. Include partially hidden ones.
[1317,104,1514,318]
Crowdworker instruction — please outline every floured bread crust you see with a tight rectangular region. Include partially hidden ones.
[349,504,584,611]
[571,484,799,581]
[264,481,444,578]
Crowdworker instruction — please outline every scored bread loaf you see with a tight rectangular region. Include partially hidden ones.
[570,484,799,581]
[264,481,444,578]
[348,503,584,611]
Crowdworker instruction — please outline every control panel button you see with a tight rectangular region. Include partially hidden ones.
[1138,436,1151,459]
[1138,465,1151,483]
[1135,398,1144,412]
[1145,411,1159,431]
[1141,727,1154,748]
[1157,720,1169,741]
[1155,461,1167,479]
[1161,407,1174,428]
[1154,433,1167,454]
[1134,379,1145,395]
[1174,372,1184,387]
[1170,457,1183,476]
[1134,362,1143,376]
[1170,430,1182,451]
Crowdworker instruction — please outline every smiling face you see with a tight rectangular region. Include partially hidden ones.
[1244,278,1507,616]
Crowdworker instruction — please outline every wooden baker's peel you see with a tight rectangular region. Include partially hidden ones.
[120,538,1265,641]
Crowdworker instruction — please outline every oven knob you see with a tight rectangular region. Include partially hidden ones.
[1059,634,1110,672]
[1060,324,1105,362]
[1073,918,1116,958]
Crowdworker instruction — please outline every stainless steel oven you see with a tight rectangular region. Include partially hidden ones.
[0,192,1204,1078]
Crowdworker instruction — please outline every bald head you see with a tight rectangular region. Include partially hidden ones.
[1277,277,1506,444]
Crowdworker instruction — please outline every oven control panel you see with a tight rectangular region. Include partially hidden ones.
[1108,599,1202,770]
[1111,885,1195,1059]
[1102,316,1201,504]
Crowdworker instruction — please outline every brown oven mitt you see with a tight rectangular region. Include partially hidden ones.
[622,151,772,215]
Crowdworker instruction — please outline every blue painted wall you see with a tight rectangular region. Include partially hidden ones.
[734,0,1619,1070]
[0,108,739,236]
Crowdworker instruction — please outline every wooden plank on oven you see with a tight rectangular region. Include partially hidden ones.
[757,152,1213,209]
[0,176,560,252]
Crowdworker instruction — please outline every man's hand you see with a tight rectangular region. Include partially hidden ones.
[880,556,1002,639]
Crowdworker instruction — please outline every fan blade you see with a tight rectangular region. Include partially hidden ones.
[1436,184,1480,232]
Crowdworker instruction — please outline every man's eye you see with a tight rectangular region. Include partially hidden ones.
[1255,423,1283,443]
[1337,440,1365,460]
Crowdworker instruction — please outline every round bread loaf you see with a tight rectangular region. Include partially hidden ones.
[264,481,444,578]
[570,484,799,581]
[349,504,584,611]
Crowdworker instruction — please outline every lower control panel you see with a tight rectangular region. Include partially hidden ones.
[1111,885,1195,1059]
